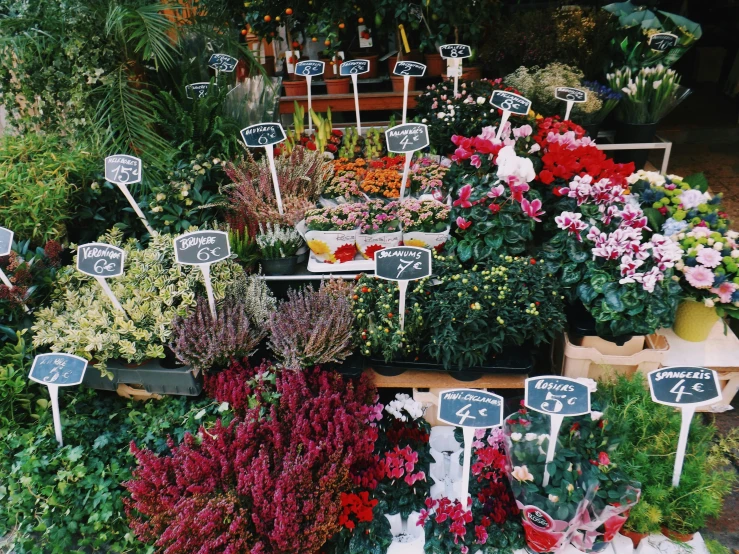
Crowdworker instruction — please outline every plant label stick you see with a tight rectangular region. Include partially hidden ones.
[240,123,288,215]
[440,44,471,97]
[438,388,504,510]
[0,226,13,289]
[76,242,127,315]
[385,123,429,200]
[104,155,157,236]
[525,377,591,487]
[375,246,431,332]
[340,60,370,134]
[649,32,678,52]
[554,87,587,122]
[295,61,325,135]
[185,82,215,99]
[647,367,722,487]
[29,353,88,447]
[174,230,231,318]
[393,61,426,124]
[490,91,532,141]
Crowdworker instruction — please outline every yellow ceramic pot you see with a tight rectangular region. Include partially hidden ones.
[673,300,719,342]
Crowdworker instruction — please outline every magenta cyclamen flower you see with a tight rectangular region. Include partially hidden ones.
[456,216,472,230]
[684,265,715,289]
[520,198,545,222]
[453,184,473,208]
[555,212,588,241]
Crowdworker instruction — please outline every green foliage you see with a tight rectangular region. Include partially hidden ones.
[0,331,40,430]
[327,501,394,554]
[229,227,261,270]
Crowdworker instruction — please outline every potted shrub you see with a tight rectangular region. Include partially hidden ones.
[398,198,450,251]
[304,203,363,263]
[356,200,402,260]
[256,222,304,275]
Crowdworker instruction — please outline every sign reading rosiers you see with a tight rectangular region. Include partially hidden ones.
[525,376,591,416]
[0,226,13,256]
[29,353,88,386]
[554,87,587,103]
[375,246,431,281]
[490,90,532,116]
[208,53,238,72]
[648,367,721,407]
[105,154,142,185]
[385,123,429,153]
[393,61,426,77]
[439,44,471,59]
[340,59,370,76]
[174,230,231,265]
[240,123,287,147]
[649,32,678,52]
[295,60,325,77]
[77,243,126,278]
[438,389,504,428]
[186,82,213,99]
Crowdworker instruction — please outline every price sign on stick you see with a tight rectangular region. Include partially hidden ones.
[104,155,157,236]
[375,246,431,332]
[525,377,591,487]
[240,123,287,215]
[77,243,127,316]
[648,367,721,487]
[438,389,504,510]
[29,354,88,447]
[393,61,426,124]
[649,32,678,52]
[208,53,238,75]
[174,230,230,318]
[295,60,325,135]
[0,226,14,289]
[439,44,471,97]
[385,123,429,200]
[554,87,587,122]
[340,60,370,134]
[185,82,214,99]
[490,91,532,141]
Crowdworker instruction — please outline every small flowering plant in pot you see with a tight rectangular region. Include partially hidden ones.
[398,198,451,251]
[256,222,304,275]
[304,203,363,263]
[328,494,393,554]
[409,157,450,199]
[321,159,365,205]
[360,156,406,200]
[356,200,402,260]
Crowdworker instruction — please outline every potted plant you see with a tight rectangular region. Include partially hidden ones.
[255,222,304,275]
[356,200,402,260]
[408,157,449,199]
[304,203,363,263]
[358,156,405,199]
[397,198,450,251]
[321,158,366,205]
[328,494,394,554]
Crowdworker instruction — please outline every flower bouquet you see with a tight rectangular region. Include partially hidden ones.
[304,203,363,263]
[356,200,402,260]
[398,198,451,251]
[576,82,623,126]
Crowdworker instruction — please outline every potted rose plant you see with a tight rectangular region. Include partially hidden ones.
[256,222,304,275]
[356,200,402,260]
[304,203,363,263]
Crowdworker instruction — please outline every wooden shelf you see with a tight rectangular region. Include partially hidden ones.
[280,91,419,114]
[365,369,527,389]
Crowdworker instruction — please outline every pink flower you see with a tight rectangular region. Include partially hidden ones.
[456,216,472,230]
[521,198,545,222]
[555,212,588,241]
[470,154,482,169]
[684,265,715,289]
[711,281,737,303]
[453,184,473,208]
[507,177,530,203]
[696,248,722,268]
[598,452,611,466]
[487,184,505,198]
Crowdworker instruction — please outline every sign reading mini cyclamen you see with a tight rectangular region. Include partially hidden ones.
[490,91,532,141]
[104,155,157,236]
[0,226,14,289]
[648,367,721,487]
[341,60,370,133]
[77,243,128,315]
[240,123,287,215]
[375,246,431,332]
[438,388,504,511]
[174,231,230,318]
[385,123,429,200]
[554,87,587,121]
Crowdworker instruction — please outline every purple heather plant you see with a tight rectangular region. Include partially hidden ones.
[268,283,354,369]
[170,295,265,374]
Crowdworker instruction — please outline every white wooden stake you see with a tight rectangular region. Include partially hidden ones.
[94,276,127,315]
[0,268,11,288]
[400,152,413,201]
[351,73,362,134]
[264,144,284,215]
[307,75,313,135]
[200,263,217,319]
[402,75,410,124]
[564,100,574,122]
[398,280,408,332]
[460,427,475,510]
[114,183,158,237]
[672,406,695,488]
[542,414,564,488]
[49,384,63,447]
[496,110,512,141]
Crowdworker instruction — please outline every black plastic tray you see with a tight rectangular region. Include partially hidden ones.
[82,360,202,396]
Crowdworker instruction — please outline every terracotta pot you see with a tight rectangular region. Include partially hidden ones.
[661,527,694,543]
[351,53,378,79]
[424,53,444,77]
[325,77,351,94]
[390,75,417,92]
[387,55,399,74]
[283,79,308,97]
[620,529,649,548]
[262,56,275,76]
[673,299,719,342]
[461,64,482,80]
[406,49,423,62]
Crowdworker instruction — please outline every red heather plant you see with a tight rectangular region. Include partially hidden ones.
[169,295,265,374]
[203,359,280,419]
[268,283,354,369]
[125,368,378,554]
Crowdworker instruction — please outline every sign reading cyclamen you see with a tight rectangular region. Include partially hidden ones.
[174,231,231,318]
[490,91,532,141]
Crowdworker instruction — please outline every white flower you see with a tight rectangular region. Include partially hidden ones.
[590,411,603,421]
[511,432,523,442]
[437,112,445,119]
[567,483,574,492]
[576,377,598,393]
[496,145,536,183]
[705,299,715,308]
[525,433,537,441]
[156,193,166,202]
[537,434,548,445]
[653,80,662,89]
[714,243,724,251]
[567,463,573,472]
[421,118,428,123]
[679,189,710,209]
[548,494,560,503]
[727,231,739,240]
[476,96,486,104]
[512,465,534,482]
[732,250,739,259]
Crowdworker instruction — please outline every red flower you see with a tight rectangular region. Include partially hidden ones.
[489,203,501,214]
[570,422,580,433]
[539,170,554,185]
[522,520,564,553]
[598,452,610,466]
[453,184,473,208]
[305,141,317,151]
[334,243,358,263]
[456,216,472,230]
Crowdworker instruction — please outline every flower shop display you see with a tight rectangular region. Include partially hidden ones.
[357,200,402,260]
[398,198,451,251]
[575,82,623,137]
[304,203,363,263]
[256,222,304,275]
[321,158,367,204]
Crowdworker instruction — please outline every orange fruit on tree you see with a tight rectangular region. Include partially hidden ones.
[358,17,364,23]
[241,29,247,35]
[264,14,271,22]
[285,7,293,15]
[275,15,280,21]
[324,39,331,46]
[312,37,318,42]
[292,41,299,48]
[338,22,345,29]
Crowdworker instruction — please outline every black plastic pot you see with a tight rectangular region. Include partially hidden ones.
[260,256,298,276]
[581,123,601,139]
[82,359,202,396]
[448,370,483,382]
[613,121,658,170]
[325,353,365,377]
[566,300,634,347]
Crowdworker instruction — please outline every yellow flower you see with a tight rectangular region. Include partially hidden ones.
[307,239,336,263]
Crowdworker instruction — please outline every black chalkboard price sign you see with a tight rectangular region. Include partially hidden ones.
[340,59,370,76]
[77,243,126,278]
[648,367,721,407]
[490,90,532,116]
[385,123,429,153]
[393,61,426,77]
[0,226,13,256]
[240,122,287,148]
[104,154,142,186]
[29,353,88,387]
[295,60,325,77]
[186,82,214,99]
[208,53,238,73]
[174,230,231,265]
[525,376,591,416]
[649,33,678,52]
[554,87,587,103]
[437,389,504,428]
[375,246,431,281]
[439,44,471,59]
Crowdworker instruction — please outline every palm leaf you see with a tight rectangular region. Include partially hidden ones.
[125,3,179,70]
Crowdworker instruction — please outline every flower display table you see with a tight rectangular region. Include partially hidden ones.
[279,91,418,119]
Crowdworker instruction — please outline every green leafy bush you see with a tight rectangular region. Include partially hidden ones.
[0,331,40,431]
